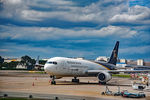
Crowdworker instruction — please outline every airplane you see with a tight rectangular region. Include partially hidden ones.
[35,56,44,70]
[43,41,150,85]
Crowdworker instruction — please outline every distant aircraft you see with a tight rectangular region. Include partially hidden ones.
[35,56,44,70]
[39,41,150,85]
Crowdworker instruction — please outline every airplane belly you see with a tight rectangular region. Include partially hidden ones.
[48,68,86,77]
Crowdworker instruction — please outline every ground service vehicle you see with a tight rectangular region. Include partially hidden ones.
[101,86,113,96]
[114,86,122,96]
[121,90,146,98]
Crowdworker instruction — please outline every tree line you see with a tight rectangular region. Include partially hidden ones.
[0,55,46,70]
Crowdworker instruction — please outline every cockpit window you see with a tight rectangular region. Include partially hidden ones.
[47,61,57,65]
[53,62,57,64]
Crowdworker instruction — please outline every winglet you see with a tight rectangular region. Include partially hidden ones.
[108,41,119,65]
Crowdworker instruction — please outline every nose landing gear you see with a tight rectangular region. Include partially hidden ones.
[50,76,56,85]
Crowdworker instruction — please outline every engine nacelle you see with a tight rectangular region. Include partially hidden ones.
[97,72,112,82]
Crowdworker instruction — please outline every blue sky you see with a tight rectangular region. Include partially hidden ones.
[0,0,150,61]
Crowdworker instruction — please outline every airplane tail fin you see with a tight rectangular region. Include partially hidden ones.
[108,41,119,65]
[35,56,40,65]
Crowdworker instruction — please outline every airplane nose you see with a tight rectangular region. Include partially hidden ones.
[44,64,56,75]
[44,64,55,73]
[44,64,49,72]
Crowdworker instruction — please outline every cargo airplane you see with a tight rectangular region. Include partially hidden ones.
[38,41,149,85]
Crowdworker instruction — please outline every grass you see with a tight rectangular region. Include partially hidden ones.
[112,74,130,78]
[34,71,46,74]
[0,97,27,100]
[28,71,46,74]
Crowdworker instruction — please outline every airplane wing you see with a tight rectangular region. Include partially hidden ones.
[125,65,150,68]
[114,65,150,70]
[108,70,150,73]
[87,69,150,74]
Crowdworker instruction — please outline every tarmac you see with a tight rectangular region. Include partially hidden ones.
[0,70,150,100]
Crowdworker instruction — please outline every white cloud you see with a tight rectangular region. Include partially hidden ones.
[6,0,22,4]
[33,0,127,23]
[0,0,27,19]
[110,5,150,25]
[46,0,73,6]
[21,10,44,21]
[0,25,137,40]
[1,0,150,26]
[0,0,149,60]
[0,0,74,21]
[0,0,128,23]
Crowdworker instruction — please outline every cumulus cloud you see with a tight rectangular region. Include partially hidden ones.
[0,0,26,19]
[110,5,150,25]
[1,0,150,26]
[0,0,150,60]
[0,0,128,23]
[0,25,137,40]
[0,0,74,21]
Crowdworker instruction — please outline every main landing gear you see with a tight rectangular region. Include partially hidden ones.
[72,77,80,83]
[50,76,56,85]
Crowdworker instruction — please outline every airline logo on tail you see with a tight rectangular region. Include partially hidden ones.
[108,41,119,65]
[113,50,117,58]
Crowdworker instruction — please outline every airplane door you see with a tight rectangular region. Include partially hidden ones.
[61,61,68,72]
[61,61,65,66]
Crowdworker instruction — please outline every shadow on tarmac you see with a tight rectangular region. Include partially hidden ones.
[54,81,131,86]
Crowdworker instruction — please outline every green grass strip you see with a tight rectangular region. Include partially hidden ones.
[0,97,49,100]
[0,97,27,100]
[112,74,130,78]
[28,71,46,74]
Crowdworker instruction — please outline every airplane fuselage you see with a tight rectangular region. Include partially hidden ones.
[42,41,150,85]
[44,57,116,77]
[43,41,119,84]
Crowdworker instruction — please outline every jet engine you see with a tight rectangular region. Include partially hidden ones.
[97,72,112,83]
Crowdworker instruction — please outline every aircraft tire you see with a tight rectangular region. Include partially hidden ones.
[72,79,79,83]
[51,81,56,85]
[99,81,106,85]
